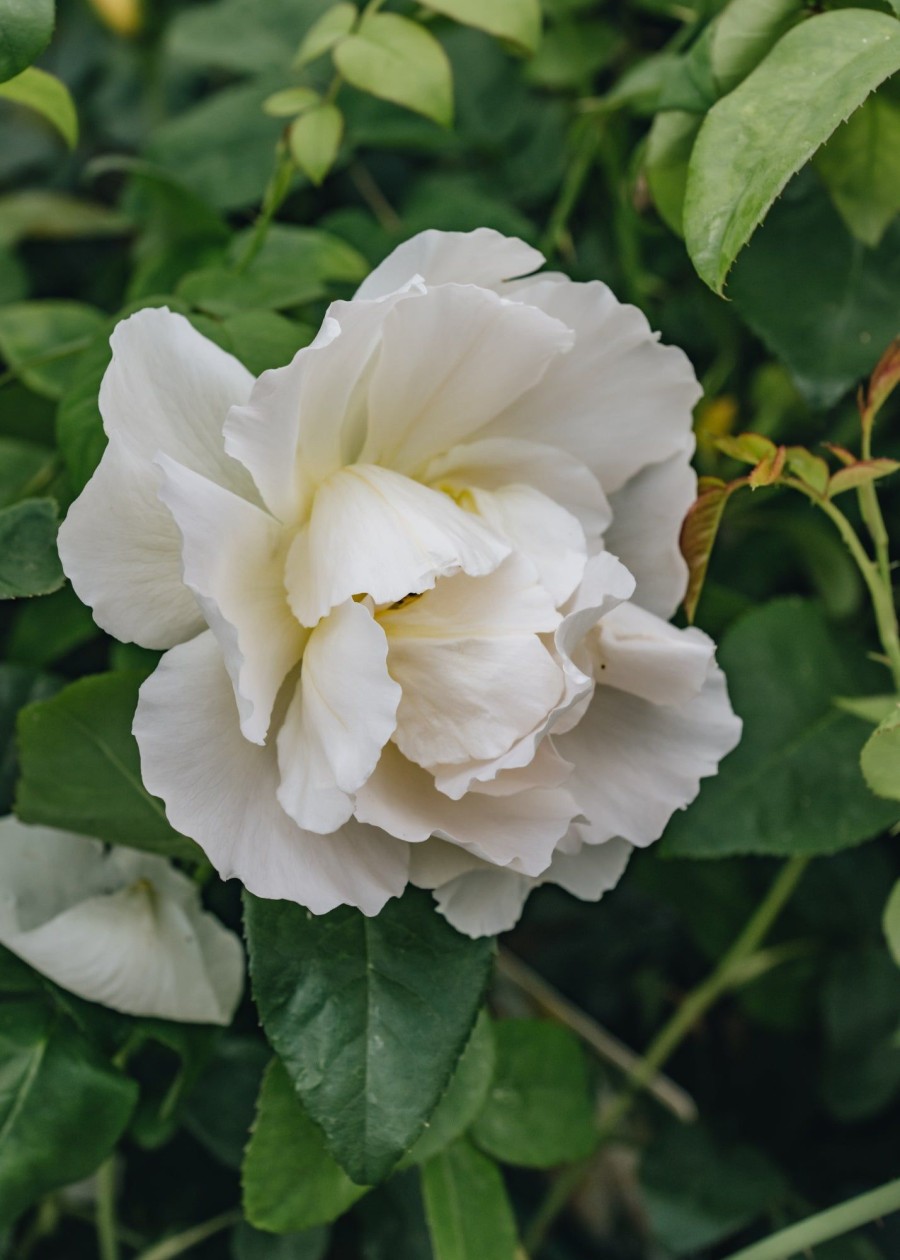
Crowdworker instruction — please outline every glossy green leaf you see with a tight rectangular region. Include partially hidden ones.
[334,13,453,128]
[0,0,55,85]
[884,881,900,968]
[263,86,321,117]
[860,706,900,802]
[0,499,63,600]
[660,599,900,857]
[816,93,900,248]
[645,110,701,236]
[0,300,104,399]
[243,1058,368,1232]
[708,0,802,95]
[470,1020,597,1168]
[419,0,541,56]
[0,67,77,148]
[244,887,495,1184]
[0,999,137,1227]
[294,2,357,66]
[684,10,900,292]
[0,662,59,813]
[15,670,199,861]
[289,104,343,185]
[420,1140,518,1260]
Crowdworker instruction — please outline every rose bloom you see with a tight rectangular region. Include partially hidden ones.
[58,229,741,938]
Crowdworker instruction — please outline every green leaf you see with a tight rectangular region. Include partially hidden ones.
[834,695,899,725]
[0,300,104,399]
[244,887,495,1184]
[0,67,76,148]
[524,22,618,90]
[334,13,453,128]
[683,10,900,292]
[0,0,54,85]
[0,499,63,600]
[470,1020,597,1168]
[220,311,315,376]
[0,437,52,509]
[184,1036,270,1170]
[419,0,541,56]
[6,582,99,669]
[168,0,332,75]
[289,104,344,185]
[263,86,321,117]
[860,705,900,802]
[420,1140,518,1260]
[822,947,900,1121]
[232,1220,329,1260]
[660,599,900,858]
[884,881,900,968]
[645,110,702,236]
[294,2,357,67]
[0,999,137,1227]
[816,92,900,248]
[828,458,900,498]
[707,0,802,95]
[0,662,59,813]
[0,190,129,248]
[15,670,199,861]
[243,1058,368,1232]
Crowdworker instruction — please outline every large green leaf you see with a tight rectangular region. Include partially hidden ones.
[0,437,52,509]
[15,671,199,861]
[645,110,701,236]
[707,0,802,95]
[684,10,900,292]
[0,0,54,85]
[0,499,63,600]
[334,13,453,127]
[420,1140,518,1260]
[0,999,137,1227]
[660,599,900,858]
[419,0,541,56]
[0,67,76,148]
[816,92,900,248]
[0,300,104,399]
[0,662,59,813]
[244,887,495,1184]
[470,1020,597,1168]
[242,1058,368,1232]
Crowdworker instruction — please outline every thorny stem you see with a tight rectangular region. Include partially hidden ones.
[524,857,811,1256]
[133,1210,242,1260]
[95,1158,119,1260]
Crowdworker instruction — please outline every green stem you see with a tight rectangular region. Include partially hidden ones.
[133,1210,242,1260]
[722,1176,900,1260]
[524,857,810,1256]
[858,427,894,616]
[95,1159,119,1260]
[235,143,296,273]
[540,116,601,260]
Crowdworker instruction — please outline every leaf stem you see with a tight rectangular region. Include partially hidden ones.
[858,426,894,614]
[540,116,601,260]
[132,1209,241,1260]
[523,857,810,1256]
[235,143,295,273]
[722,1176,900,1260]
[95,1158,119,1260]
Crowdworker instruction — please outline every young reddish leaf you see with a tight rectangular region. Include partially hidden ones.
[822,442,856,468]
[785,446,830,496]
[716,432,777,465]
[681,476,745,623]
[748,443,786,488]
[828,459,900,499]
[860,336,900,437]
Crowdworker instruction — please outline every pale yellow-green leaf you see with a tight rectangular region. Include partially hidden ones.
[861,705,900,802]
[418,0,540,55]
[884,880,900,968]
[288,103,343,185]
[294,2,357,67]
[263,86,320,117]
[0,66,77,148]
[333,12,453,127]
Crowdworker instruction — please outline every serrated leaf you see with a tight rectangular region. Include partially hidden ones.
[263,87,320,117]
[420,1140,518,1260]
[15,671,200,861]
[0,66,77,148]
[289,103,343,185]
[294,2,357,67]
[334,13,453,128]
[0,499,63,600]
[684,11,900,293]
[828,459,900,498]
[243,1058,368,1233]
[816,93,900,249]
[861,706,900,802]
[0,0,55,85]
[244,887,495,1185]
[419,0,541,55]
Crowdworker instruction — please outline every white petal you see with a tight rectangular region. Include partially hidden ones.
[424,437,611,541]
[555,664,742,846]
[0,820,112,931]
[541,831,633,900]
[355,228,544,301]
[432,868,533,939]
[58,441,204,649]
[354,743,574,877]
[134,632,408,915]
[361,283,574,475]
[155,455,304,744]
[591,602,713,706]
[603,442,696,618]
[276,601,400,834]
[485,276,701,494]
[379,559,564,768]
[285,464,509,627]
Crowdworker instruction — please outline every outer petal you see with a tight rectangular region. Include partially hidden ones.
[155,455,304,744]
[58,308,256,649]
[354,228,544,301]
[276,601,400,834]
[603,441,696,619]
[285,464,509,627]
[556,665,742,847]
[360,283,574,475]
[484,276,701,495]
[134,632,409,915]
[0,820,113,933]
[591,602,713,706]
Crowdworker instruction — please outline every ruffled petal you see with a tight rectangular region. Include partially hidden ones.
[134,632,409,915]
[603,442,696,619]
[591,602,714,706]
[355,228,544,301]
[485,275,701,495]
[361,283,574,475]
[276,601,400,834]
[285,464,509,627]
[155,455,304,744]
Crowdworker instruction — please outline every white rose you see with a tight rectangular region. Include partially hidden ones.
[0,817,244,1022]
[58,228,741,937]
